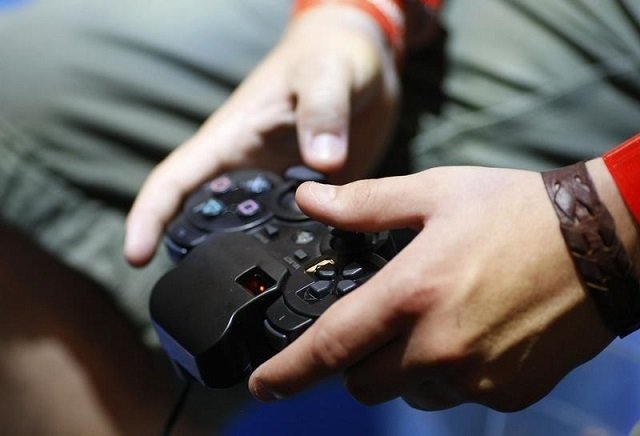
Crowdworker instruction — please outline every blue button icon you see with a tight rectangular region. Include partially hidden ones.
[194,199,225,217]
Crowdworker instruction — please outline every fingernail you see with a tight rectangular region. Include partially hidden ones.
[123,221,152,264]
[309,133,346,163]
[124,223,143,252]
[307,181,336,205]
[250,379,284,403]
[123,231,139,257]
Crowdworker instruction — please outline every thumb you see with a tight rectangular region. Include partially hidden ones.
[294,58,350,173]
[295,176,429,232]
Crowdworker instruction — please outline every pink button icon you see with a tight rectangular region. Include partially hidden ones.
[209,176,232,194]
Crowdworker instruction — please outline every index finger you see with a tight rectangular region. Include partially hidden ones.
[124,139,227,266]
[248,238,426,401]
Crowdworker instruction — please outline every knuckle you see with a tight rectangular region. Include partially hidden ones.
[386,277,436,320]
[307,325,351,371]
[343,373,378,405]
[468,376,549,412]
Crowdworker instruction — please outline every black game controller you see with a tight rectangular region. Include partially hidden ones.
[150,167,395,388]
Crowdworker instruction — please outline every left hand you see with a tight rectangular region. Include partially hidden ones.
[124,4,400,267]
[248,164,622,411]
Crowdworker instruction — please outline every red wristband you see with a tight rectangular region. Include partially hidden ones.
[292,0,406,61]
[603,133,640,226]
[292,0,441,65]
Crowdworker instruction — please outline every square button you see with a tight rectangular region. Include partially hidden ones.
[237,199,261,217]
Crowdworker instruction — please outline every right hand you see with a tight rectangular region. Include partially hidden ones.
[124,4,401,267]
[250,163,624,411]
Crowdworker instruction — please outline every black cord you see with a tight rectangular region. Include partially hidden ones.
[161,381,192,436]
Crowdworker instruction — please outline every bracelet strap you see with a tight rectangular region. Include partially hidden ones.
[542,162,640,337]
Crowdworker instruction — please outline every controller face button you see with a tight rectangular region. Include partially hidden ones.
[237,199,261,217]
[209,176,233,194]
[336,279,358,296]
[243,175,272,194]
[293,249,308,261]
[309,280,333,299]
[193,198,225,217]
[342,263,365,279]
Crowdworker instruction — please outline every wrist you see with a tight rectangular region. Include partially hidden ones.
[543,159,640,337]
[293,0,404,60]
[285,3,398,79]
[287,3,389,51]
[291,0,440,66]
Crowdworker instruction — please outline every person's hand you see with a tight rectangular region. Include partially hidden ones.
[248,161,639,411]
[124,4,400,266]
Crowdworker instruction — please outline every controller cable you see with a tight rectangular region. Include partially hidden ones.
[161,380,192,436]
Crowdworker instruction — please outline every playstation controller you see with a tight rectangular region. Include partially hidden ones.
[150,167,396,388]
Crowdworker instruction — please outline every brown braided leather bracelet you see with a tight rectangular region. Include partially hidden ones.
[542,162,640,337]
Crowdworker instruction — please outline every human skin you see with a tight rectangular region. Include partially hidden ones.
[124,4,400,266]
[248,160,639,411]
[124,3,640,412]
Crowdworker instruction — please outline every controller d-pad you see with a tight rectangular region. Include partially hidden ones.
[316,265,337,280]
[309,280,333,299]
[342,262,365,279]
[336,279,357,296]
